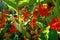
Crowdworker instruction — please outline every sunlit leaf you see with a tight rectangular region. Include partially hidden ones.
[36,21,46,30]
[3,0,18,11]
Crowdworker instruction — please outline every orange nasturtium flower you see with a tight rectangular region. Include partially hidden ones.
[10,25,17,33]
[50,18,60,31]
[29,7,38,28]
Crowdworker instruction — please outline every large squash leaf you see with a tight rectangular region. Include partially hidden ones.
[48,30,58,40]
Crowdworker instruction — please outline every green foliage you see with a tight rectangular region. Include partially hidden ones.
[48,30,58,40]
[15,0,21,4]
[36,21,46,30]
[10,9,16,14]
[40,33,47,40]
[0,2,8,10]
[29,0,36,4]
[3,38,11,40]
[19,21,25,35]
[0,2,4,10]
[13,34,18,40]
[25,5,35,13]
[3,0,18,11]
[25,32,31,39]
[6,21,12,28]
[44,0,52,4]
[53,0,60,18]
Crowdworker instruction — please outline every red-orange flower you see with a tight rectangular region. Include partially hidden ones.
[32,17,36,23]
[33,7,38,18]
[39,4,50,17]
[0,10,2,14]
[50,18,60,31]
[29,22,37,28]
[18,7,21,12]
[0,15,7,25]
[1,15,5,19]
[10,25,17,33]
[14,15,18,21]
[5,10,10,14]
[29,17,37,28]
[22,10,29,22]
[2,19,7,24]
[0,25,3,29]
[24,36,27,40]
[3,34,11,38]
[23,10,29,17]
[29,7,38,28]
[24,17,28,22]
